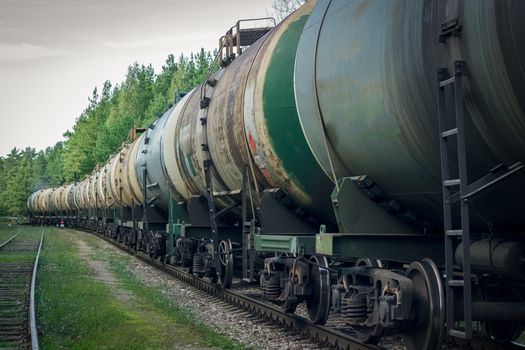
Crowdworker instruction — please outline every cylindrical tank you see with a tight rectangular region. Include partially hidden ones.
[67,183,77,210]
[35,190,42,212]
[59,184,70,210]
[294,0,525,231]
[41,188,53,212]
[81,179,89,209]
[85,176,93,208]
[119,137,143,207]
[166,2,333,223]
[75,181,85,209]
[86,178,91,209]
[82,178,89,209]
[50,187,62,211]
[27,192,36,211]
[26,193,32,211]
[35,190,44,212]
[95,169,103,208]
[104,158,115,208]
[135,105,180,212]
[108,149,124,207]
[96,166,106,208]
[88,173,98,208]
[242,0,333,221]
[33,192,40,211]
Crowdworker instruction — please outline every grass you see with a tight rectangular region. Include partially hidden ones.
[0,222,43,264]
[0,221,24,244]
[99,247,244,350]
[36,228,245,350]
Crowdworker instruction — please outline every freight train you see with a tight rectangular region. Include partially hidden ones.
[27,1,525,349]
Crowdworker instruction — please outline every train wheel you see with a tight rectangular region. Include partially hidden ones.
[218,239,233,289]
[306,255,331,325]
[403,258,444,350]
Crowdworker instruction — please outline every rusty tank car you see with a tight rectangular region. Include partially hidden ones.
[28,1,525,348]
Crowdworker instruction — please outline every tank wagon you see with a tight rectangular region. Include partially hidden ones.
[28,1,525,348]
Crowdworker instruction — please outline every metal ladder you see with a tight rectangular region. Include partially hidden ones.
[241,166,256,282]
[437,60,472,339]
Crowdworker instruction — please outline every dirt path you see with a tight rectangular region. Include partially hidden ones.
[62,229,220,350]
[75,236,133,302]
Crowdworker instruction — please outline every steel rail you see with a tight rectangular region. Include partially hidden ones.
[0,229,23,250]
[145,253,381,350]
[88,230,381,350]
[29,226,45,350]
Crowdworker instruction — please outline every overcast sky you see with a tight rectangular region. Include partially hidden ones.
[0,0,273,156]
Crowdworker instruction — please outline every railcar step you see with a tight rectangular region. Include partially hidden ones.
[444,179,460,187]
[448,279,465,287]
[439,76,456,87]
[446,229,463,236]
[449,329,467,339]
[441,128,458,138]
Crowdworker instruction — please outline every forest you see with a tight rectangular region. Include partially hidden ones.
[0,50,215,215]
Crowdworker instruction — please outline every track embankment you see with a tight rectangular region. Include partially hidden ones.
[35,228,245,349]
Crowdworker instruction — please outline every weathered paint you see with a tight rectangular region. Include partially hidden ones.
[82,178,89,209]
[96,166,106,208]
[39,188,53,212]
[261,3,334,222]
[74,181,83,209]
[295,0,525,231]
[90,173,99,208]
[108,151,123,207]
[60,184,72,210]
[51,186,64,211]
[135,104,184,212]
[67,183,77,210]
[119,137,143,207]
[244,0,335,224]
[163,90,194,202]
[168,0,335,224]
[104,158,115,208]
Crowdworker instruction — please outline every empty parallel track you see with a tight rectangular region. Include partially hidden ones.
[0,226,43,350]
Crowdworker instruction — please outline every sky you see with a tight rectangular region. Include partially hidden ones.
[0,0,274,156]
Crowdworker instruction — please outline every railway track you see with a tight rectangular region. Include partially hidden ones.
[0,226,44,350]
[83,229,525,350]
[87,230,382,350]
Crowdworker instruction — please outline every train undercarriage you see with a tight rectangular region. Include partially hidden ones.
[30,171,525,350]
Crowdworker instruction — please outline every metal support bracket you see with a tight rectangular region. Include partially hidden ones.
[439,18,462,43]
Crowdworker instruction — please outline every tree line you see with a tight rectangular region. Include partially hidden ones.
[0,49,215,215]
